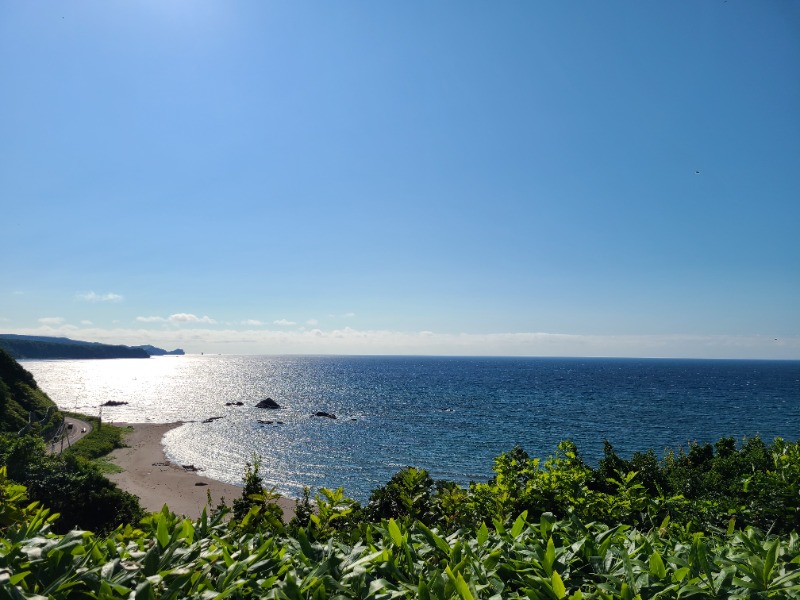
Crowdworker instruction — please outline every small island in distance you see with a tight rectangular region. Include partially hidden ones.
[0,334,184,360]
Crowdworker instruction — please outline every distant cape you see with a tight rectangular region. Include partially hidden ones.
[0,334,185,360]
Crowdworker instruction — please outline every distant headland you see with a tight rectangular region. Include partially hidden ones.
[0,334,185,360]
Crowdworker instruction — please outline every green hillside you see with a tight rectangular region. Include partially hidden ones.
[0,348,61,433]
[0,334,150,360]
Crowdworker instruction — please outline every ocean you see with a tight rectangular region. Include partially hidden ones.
[21,355,800,501]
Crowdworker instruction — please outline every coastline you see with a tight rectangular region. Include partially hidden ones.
[107,422,296,521]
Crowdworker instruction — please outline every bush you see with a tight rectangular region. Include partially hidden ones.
[231,458,284,534]
[367,466,436,523]
[0,433,144,534]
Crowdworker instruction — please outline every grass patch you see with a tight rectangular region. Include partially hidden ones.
[62,413,131,461]
[91,456,124,474]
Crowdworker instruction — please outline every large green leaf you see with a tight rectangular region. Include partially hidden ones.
[510,511,528,538]
[551,570,566,599]
[388,518,404,548]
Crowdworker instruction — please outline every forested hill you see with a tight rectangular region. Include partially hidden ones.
[0,334,183,359]
[0,348,60,433]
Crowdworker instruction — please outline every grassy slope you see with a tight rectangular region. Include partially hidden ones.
[0,348,61,433]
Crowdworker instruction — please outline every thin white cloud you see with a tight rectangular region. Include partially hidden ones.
[242,320,264,326]
[76,291,124,303]
[169,313,216,324]
[136,313,217,325]
[38,317,65,325]
[273,319,296,326]
[81,320,93,325]
[306,318,319,326]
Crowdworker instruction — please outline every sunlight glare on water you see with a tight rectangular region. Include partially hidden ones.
[23,355,800,501]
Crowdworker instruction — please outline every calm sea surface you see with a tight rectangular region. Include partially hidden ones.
[22,355,800,501]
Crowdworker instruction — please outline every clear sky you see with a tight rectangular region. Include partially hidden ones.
[1,1,798,358]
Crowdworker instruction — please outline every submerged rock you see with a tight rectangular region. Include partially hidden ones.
[256,398,281,409]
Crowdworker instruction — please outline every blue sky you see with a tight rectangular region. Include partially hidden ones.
[1,1,798,358]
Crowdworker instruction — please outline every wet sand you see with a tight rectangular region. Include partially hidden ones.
[107,422,295,521]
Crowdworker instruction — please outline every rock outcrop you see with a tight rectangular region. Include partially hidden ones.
[312,411,337,419]
[256,398,281,409]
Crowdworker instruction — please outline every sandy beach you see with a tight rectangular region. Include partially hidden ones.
[107,422,296,522]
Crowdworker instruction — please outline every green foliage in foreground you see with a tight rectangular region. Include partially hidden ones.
[3,466,800,600]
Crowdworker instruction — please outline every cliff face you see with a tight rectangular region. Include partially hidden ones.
[0,348,60,433]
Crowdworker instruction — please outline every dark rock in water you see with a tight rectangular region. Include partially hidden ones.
[101,400,128,407]
[256,398,281,409]
[312,411,337,419]
[225,401,244,406]
[202,416,224,423]
[183,464,201,472]
[276,421,284,425]
[257,419,273,425]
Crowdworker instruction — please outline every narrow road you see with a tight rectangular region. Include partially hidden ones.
[47,416,93,454]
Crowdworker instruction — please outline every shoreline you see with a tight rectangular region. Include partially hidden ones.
[107,422,296,521]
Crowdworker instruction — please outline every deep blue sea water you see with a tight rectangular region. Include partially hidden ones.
[22,355,800,501]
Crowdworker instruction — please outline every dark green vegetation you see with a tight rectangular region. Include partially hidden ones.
[0,334,184,360]
[0,432,144,537]
[0,335,149,360]
[2,352,799,597]
[0,348,61,434]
